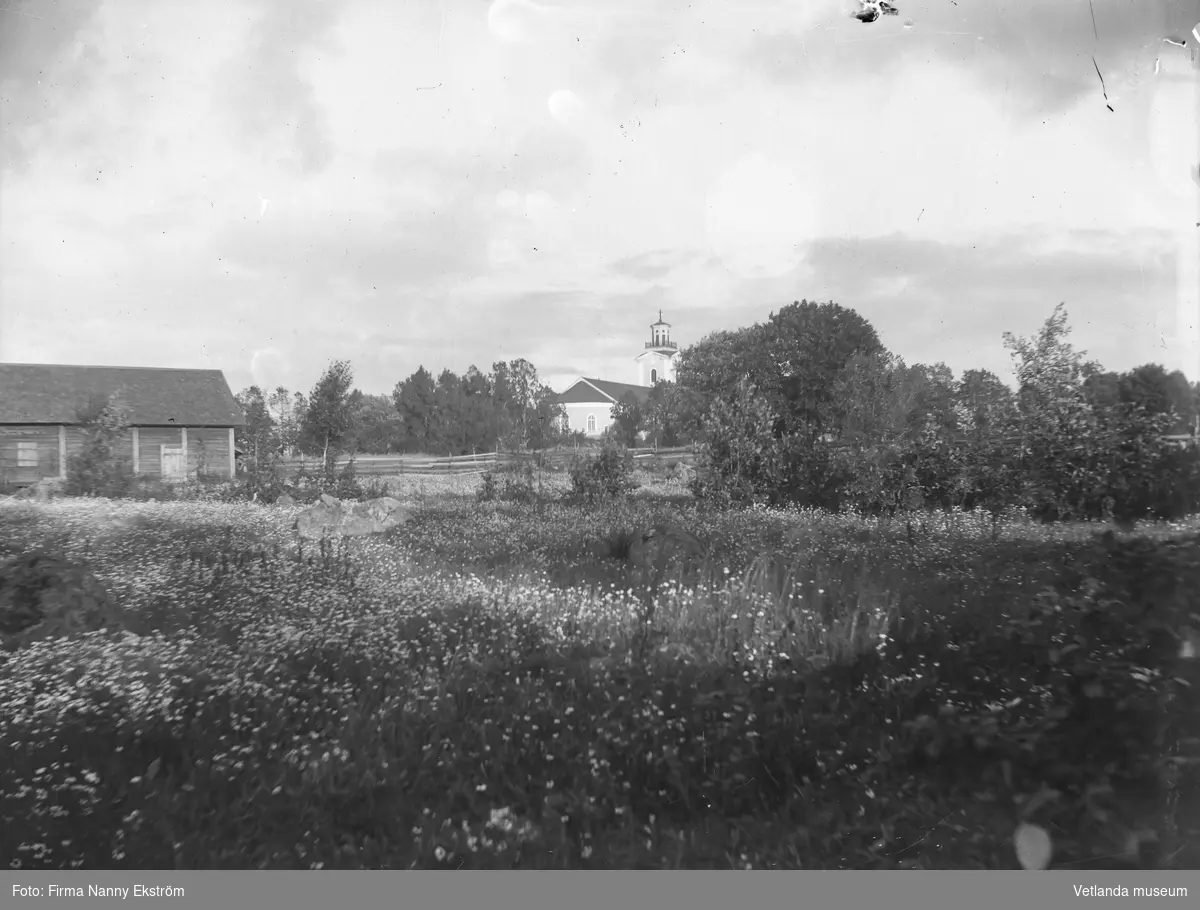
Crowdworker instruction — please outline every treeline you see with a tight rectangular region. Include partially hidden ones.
[233,298,1199,524]
[664,299,1199,523]
[234,358,571,471]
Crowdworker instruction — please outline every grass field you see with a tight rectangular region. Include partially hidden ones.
[1,473,1197,869]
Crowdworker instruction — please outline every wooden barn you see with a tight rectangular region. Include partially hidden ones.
[0,363,245,486]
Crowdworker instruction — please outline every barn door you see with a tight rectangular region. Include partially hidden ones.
[161,445,186,481]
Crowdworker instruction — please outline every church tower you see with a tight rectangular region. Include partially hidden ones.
[635,310,680,387]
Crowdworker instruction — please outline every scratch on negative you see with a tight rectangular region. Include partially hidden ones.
[1092,57,1114,111]
[891,812,956,857]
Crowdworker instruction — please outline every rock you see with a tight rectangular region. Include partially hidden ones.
[0,551,127,651]
[276,493,296,506]
[13,478,65,502]
[672,461,697,484]
[627,521,708,571]
[294,496,413,540]
[105,513,152,532]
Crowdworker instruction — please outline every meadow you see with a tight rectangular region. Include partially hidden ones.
[1,468,1197,870]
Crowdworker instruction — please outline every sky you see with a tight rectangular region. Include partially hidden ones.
[1,0,1198,399]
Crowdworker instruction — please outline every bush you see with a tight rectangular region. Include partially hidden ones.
[477,462,541,504]
[63,397,136,499]
[569,442,636,504]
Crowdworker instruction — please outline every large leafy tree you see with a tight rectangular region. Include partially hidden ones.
[674,325,772,438]
[766,300,885,438]
[677,300,884,507]
[1117,363,1196,434]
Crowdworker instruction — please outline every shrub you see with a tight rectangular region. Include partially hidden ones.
[63,396,136,498]
[478,462,540,504]
[569,442,635,504]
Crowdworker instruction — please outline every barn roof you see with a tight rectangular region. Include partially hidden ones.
[0,363,246,426]
[556,378,653,406]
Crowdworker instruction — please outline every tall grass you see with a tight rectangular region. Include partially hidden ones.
[0,496,1196,870]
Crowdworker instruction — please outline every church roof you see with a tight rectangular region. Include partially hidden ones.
[556,378,653,406]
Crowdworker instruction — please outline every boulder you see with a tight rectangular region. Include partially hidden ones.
[672,461,697,484]
[13,478,65,502]
[276,493,296,506]
[0,552,127,651]
[294,496,413,540]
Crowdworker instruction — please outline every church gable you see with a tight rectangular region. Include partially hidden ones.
[557,379,616,404]
[555,312,681,435]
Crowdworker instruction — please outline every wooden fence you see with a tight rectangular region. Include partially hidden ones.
[267,432,1197,478]
[272,445,698,477]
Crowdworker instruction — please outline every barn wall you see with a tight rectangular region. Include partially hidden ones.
[137,427,183,477]
[0,425,62,484]
[0,424,237,484]
[187,427,233,478]
[61,427,135,463]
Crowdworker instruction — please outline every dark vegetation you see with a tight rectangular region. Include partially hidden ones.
[1,300,1198,870]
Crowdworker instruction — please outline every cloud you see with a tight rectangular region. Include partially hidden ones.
[1,0,1192,396]
[547,88,587,126]
[249,347,293,391]
[741,0,1193,118]
[705,152,822,279]
[213,0,341,176]
[607,249,702,281]
[0,0,101,173]
[798,228,1180,380]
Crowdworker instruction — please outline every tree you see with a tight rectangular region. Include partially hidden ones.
[766,300,885,439]
[393,367,438,453]
[506,357,540,449]
[674,325,772,439]
[957,369,1019,434]
[1002,304,1106,520]
[643,379,686,447]
[693,377,784,507]
[64,393,135,497]
[609,392,644,447]
[302,360,356,471]
[234,385,276,473]
[433,369,468,454]
[1118,364,1196,434]
[267,387,304,458]
[528,383,568,450]
[350,393,402,454]
[460,365,498,452]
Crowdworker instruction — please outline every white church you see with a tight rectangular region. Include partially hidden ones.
[555,312,681,437]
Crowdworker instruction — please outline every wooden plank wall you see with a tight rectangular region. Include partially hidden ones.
[0,425,61,484]
[188,427,232,478]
